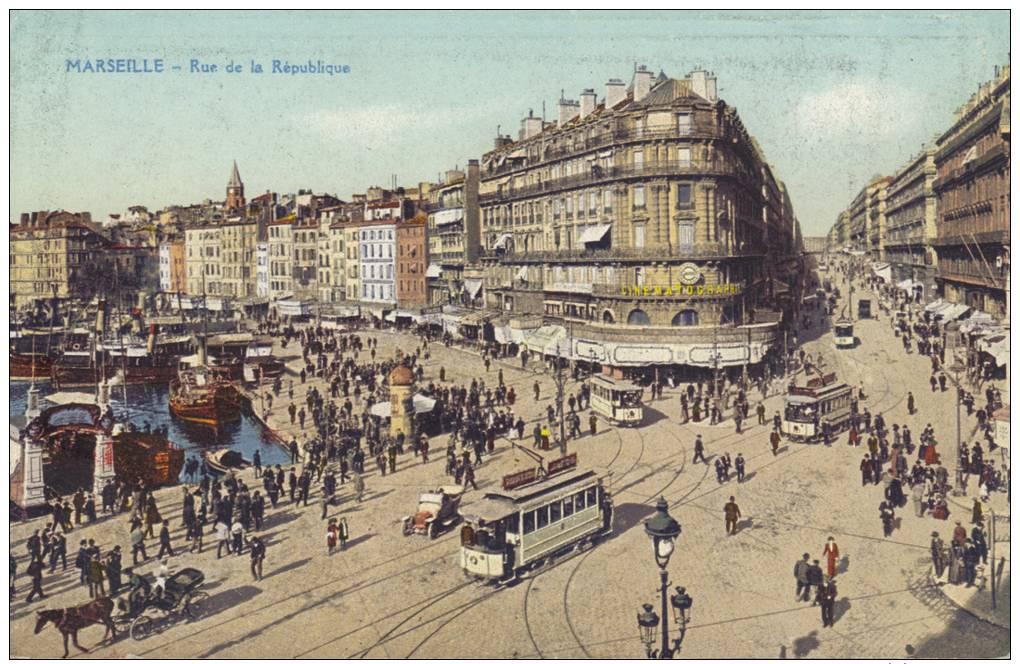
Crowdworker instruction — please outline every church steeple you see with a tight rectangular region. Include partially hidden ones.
[226,160,245,213]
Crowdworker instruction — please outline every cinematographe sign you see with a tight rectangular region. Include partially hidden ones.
[620,283,741,297]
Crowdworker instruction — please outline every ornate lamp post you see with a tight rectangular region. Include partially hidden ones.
[636,497,691,658]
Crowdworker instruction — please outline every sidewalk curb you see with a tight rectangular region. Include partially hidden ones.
[927,568,1010,630]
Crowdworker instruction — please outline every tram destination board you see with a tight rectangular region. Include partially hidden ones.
[547,452,578,476]
[502,468,538,490]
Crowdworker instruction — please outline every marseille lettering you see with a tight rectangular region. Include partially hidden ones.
[621,283,740,297]
[66,58,164,73]
[271,60,351,75]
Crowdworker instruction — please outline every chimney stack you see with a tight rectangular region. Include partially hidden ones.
[690,70,718,102]
[557,94,580,127]
[580,89,597,118]
[605,78,626,109]
[520,108,543,139]
[633,65,653,102]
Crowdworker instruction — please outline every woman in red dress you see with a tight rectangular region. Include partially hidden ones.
[823,536,840,578]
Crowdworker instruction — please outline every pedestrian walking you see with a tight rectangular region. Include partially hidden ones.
[823,537,839,578]
[693,435,706,464]
[819,578,837,627]
[724,496,741,535]
[770,430,781,456]
[25,557,45,603]
[248,536,266,581]
[353,473,365,503]
[87,554,106,598]
[794,553,811,602]
[157,520,174,558]
[734,454,746,482]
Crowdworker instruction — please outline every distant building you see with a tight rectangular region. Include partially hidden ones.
[184,225,222,296]
[267,218,294,300]
[396,216,427,308]
[226,161,246,213]
[158,238,187,294]
[358,220,397,307]
[10,210,107,309]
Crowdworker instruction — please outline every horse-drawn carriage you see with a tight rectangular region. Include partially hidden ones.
[119,567,209,640]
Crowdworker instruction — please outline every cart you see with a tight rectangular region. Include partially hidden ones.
[402,485,463,538]
[118,568,209,640]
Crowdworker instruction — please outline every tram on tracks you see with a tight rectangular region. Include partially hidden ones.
[781,373,853,443]
[589,374,644,426]
[833,318,856,349]
[459,453,613,583]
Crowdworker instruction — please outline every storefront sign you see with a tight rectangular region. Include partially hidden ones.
[620,283,740,297]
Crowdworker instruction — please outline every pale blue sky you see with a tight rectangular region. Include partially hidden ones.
[10,10,1010,234]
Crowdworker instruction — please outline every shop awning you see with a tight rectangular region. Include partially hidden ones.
[979,335,1010,367]
[924,299,947,313]
[463,278,483,298]
[524,325,567,356]
[493,233,513,250]
[432,208,463,227]
[578,223,612,245]
[958,312,996,333]
[871,262,892,282]
[425,264,442,278]
[369,393,437,418]
[935,303,971,321]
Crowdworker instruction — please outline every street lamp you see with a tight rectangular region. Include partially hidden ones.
[950,359,966,495]
[637,497,689,659]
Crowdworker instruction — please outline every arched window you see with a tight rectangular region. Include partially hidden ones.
[602,310,615,324]
[672,310,699,326]
[627,309,651,326]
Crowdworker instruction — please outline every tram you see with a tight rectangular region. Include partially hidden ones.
[781,374,853,443]
[459,455,613,583]
[833,318,855,348]
[589,375,644,425]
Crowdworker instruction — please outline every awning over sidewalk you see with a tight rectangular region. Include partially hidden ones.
[871,262,892,282]
[924,299,947,313]
[578,223,612,245]
[369,393,437,418]
[463,278,483,299]
[935,303,971,321]
[425,264,442,278]
[896,279,920,292]
[524,325,568,356]
[958,311,996,333]
[978,335,1010,367]
[432,208,463,227]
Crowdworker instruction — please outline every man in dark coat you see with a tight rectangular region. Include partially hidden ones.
[25,556,46,602]
[805,560,823,605]
[157,520,174,558]
[819,578,837,627]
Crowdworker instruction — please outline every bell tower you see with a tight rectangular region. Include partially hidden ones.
[226,160,246,213]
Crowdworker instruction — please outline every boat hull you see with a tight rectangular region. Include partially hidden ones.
[9,352,53,380]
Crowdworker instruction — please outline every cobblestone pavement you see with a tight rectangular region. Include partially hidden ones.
[9,284,1010,658]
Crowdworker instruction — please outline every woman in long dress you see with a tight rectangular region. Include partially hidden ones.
[948,542,963,585]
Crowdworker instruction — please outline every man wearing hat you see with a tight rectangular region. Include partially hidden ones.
[930,532,946,578]
[819,576,837,627]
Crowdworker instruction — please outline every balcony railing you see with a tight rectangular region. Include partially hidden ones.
[485,242,764,264]
[488,124,722,177]
[480,160,741,204]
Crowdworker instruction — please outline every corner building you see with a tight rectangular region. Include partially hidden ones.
[477,67,801,371]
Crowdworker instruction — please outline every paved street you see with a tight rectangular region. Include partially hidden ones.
[10,282,1009,659]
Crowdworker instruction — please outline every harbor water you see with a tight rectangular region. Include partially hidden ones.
[10,381,291,482]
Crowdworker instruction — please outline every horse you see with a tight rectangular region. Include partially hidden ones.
[34,597,117,658]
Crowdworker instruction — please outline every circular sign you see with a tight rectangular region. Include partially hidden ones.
[677,262,702,286]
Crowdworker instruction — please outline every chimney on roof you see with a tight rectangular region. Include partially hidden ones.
[557,94,580,127]
[690,70,718,102]
[520,108,543,139]
[580,89,597,119]
[633,65,653,102]
[605,78,626,108]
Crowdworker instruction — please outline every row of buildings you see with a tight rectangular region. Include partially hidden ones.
[827,64,1010,318]
[13,66,807,372]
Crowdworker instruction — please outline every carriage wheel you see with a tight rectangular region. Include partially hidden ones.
[428,522,440,539]
[130,615,154,641]
[184,591,210,620]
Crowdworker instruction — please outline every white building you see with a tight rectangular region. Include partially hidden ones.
[358,221,396,306]
[256,241,269,298]
[267,218,294,300]
[158,242,173,292]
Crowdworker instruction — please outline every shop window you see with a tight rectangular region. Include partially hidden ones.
[672,310,699,326]
[627,309,651,326]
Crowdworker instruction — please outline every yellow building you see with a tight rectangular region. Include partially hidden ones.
[10,211,107,309]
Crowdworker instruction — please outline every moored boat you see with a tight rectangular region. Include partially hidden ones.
[203,448,250,474]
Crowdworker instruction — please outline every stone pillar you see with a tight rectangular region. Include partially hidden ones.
[390,383,414,440]
[16,385,47,514]
[93,424,120,499]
